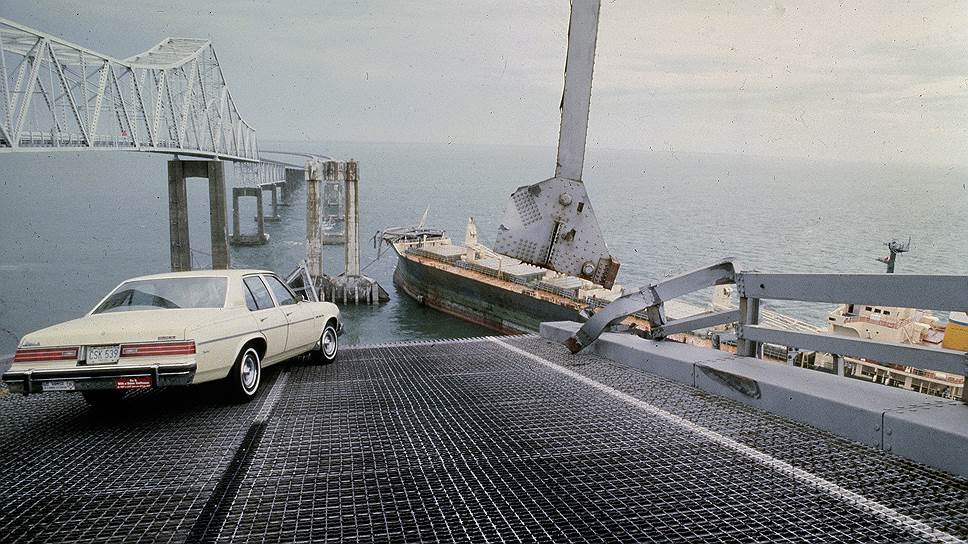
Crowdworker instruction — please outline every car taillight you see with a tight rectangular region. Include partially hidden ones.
[121,341,196,357]
[14,346,79,362]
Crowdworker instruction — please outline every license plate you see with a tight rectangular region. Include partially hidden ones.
[87,345,120,365]
[42,380,75,392]
[115,376,152,389]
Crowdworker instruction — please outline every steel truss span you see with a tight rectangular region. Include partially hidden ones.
[0,18,258,161]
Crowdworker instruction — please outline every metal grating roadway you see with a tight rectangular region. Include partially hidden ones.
[0,335,965,542]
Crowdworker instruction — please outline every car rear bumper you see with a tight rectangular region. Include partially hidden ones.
[2,362,196,395]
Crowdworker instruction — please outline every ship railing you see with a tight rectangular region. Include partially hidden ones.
[538,283,582,300]
[453,259,502,279]
[841,314,913,329]
[432,252,551,290]
[564,260,968,403]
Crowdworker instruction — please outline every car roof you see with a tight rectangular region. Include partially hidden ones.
[125,269,276,282]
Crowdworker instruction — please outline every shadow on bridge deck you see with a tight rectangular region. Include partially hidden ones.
[0,336,965,542]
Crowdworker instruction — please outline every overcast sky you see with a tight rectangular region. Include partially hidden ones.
[6,1,968,165]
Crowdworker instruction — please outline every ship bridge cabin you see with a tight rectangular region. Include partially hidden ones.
[818,303,963,399]
[827,303,943,345]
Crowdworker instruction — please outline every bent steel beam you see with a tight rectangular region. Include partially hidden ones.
[566,259,736,353]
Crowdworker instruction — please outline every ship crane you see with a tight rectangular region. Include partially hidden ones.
[494,0,621,288]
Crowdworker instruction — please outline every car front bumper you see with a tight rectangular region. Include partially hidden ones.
[2,362,196,395]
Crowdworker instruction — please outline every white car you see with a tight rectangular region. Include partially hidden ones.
[2,269,342,404]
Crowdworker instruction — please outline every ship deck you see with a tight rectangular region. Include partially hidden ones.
[1,336,966,542]
[402,249,821,335]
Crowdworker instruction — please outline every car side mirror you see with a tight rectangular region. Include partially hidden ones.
[299,295,307,302]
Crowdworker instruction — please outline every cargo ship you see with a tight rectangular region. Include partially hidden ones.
[380,217,818,340]
[383,219,621,335]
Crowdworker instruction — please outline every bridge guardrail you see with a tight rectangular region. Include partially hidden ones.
[734,272,968,402]
[566,261,968,403]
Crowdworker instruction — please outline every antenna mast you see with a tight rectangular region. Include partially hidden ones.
[875,236,911,273]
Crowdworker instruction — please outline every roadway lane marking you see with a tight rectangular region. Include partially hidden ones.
[254,371,288,423]
[187,371,289,543]
[342,335,536,350]
[489,337,964,544]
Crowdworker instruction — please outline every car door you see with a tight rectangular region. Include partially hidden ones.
[263,274,319,353]
[242,275,289,363]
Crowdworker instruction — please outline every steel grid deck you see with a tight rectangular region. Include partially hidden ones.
[0,336,966,543]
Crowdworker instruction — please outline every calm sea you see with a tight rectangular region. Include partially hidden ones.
[1,142,966,354]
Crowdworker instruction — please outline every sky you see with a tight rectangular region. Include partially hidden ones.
[4,1,968,166]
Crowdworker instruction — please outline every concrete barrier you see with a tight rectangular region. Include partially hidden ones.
[540,320,968,477]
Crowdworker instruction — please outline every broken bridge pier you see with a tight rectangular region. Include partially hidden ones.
[306,159,388,304]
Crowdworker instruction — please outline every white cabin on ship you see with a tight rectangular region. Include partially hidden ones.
[815,304,965,399]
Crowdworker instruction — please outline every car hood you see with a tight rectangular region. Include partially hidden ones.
[19,309,229,347]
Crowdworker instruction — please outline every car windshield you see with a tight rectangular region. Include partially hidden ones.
[93,277,227,314]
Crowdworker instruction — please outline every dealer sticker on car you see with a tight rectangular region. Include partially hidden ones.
[41,380,75,392]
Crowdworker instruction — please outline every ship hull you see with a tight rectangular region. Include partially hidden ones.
[392,254,581,335]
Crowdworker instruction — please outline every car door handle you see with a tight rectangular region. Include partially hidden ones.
[259,316,269,322]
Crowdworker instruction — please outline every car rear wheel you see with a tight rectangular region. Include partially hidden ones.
[82,390,125,407]
[227,346,261,402]
[312,323,339,364]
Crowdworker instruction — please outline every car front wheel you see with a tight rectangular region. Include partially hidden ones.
[312,323,339,364]
[228,346,262,402]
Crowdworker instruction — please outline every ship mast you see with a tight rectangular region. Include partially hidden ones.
[876,237,911,273]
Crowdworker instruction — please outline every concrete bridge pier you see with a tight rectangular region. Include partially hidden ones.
[313,159,388,304]
[231,187,269,246]
[344,160,361,277]
[285,167,302,203]
[305,160,323,278]
[274,181,289,206]
[167,159,230,271]
[259,183,281,222]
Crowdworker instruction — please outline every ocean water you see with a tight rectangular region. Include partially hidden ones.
[1,142,966,354]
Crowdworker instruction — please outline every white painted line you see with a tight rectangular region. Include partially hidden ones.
[489,337,963,544]
[343,335,536,351]
[254,371,288,424]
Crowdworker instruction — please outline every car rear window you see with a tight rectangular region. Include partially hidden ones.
[93,277,228,314]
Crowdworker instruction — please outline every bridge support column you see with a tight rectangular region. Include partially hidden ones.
[166,159,230,271]
[168,162,191,272]
[306,160,323,278]
[231,187,268,246]
[344,160,361,277]
[259,183,280,222]
[208,162,230,269]
[275,181,289,206]
[285,167,301,197]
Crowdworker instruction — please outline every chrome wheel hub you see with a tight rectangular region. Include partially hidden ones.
[322,329,337,357]
[241,352,259,391]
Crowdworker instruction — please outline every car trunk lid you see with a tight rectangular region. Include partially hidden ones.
[19,309,225,348]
